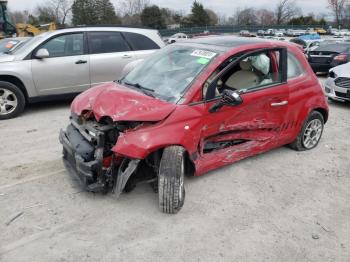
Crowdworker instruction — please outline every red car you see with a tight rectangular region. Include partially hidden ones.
[60,37,329,214]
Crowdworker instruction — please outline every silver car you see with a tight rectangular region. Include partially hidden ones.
[0,27,165,119]
[324,63,350,102]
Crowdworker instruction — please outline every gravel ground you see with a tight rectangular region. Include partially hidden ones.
[0,77,349,262]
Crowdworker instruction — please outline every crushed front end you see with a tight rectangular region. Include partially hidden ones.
[59,113,153,196]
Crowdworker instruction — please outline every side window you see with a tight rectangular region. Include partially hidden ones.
[287,52,304,79]
[88,32,131,54]
[205,50,283,100]
[122,32,160,51]
[40,33,84,58]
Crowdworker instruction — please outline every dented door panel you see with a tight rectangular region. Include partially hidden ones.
[193,83,291,175]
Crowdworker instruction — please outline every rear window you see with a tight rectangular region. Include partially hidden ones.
[123,32,160,51]
[88,32,131,54]
[287,52,304,79]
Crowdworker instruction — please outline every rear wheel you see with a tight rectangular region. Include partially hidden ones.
[158,146,185,214]
[290,111,324,151]
[0,81,25,120]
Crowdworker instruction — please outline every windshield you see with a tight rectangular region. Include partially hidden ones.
[122,45,217,103]
[0,39,20,53]
[9,33,48,54]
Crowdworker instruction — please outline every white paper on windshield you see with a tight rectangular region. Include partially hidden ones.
[190,50,216,59]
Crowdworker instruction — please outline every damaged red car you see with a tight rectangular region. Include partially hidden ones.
[59,37,329,214]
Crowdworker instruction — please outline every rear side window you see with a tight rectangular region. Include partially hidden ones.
[287,52,304,79]
[88,32,131,54]
[123,32,160,51]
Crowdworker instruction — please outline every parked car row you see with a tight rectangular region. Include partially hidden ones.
[254,28,327,37]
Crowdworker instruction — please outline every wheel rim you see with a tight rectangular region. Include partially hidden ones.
[303,119,323,149]
[178,157,185,202]
[0,88,18,116]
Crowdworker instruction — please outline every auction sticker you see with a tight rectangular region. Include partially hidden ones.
[190,49,216,59]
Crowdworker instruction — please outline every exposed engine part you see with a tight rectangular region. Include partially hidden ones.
[114,159,140,197]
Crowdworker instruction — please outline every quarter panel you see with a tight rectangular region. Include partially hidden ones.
[0,60,37,97]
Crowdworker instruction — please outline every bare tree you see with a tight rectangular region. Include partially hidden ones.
[275,0,301,24]
[234,7,257,26]
[205,9,218,26]
[328,0,347,27]
[9,10,29,24]
[35,0,72,26]
[256,9,275,25]
[51,0,73,25]
[119,0,150,16]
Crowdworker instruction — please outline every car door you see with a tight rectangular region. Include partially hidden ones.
[192,48,292,174]
[87,31,136,86]
[122,31,161,61]
[32,32,90,95]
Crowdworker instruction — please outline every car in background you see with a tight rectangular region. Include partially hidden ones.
[290,38,322,53]
[0,27,165,119]
[264,29,275,36]
[274,31,284,37]
[334,29,350,37]
[166,33,189,44]
[239,30,254,37]
[324,63,350,102]
[0,37,29,54]
[286,29,306,37]
[257,30,265,36]
[59,36,328,214]
[314,28,327,35]
[328,28,339,35]
[308,42,350,73]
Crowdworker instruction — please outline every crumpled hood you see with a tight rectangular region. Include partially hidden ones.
[331,62,350,77]
[0,54,15,63]
[71,82,176,122]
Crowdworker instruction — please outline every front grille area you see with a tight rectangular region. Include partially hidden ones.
[309,51,337,64]
[335,77,350,88]
[335,91,350,98]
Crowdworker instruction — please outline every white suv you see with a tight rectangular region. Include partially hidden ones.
[0,27,165,119]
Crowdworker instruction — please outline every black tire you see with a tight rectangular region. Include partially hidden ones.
[158,146,186,214]
[289,111,324,151]
[0,81,26,120]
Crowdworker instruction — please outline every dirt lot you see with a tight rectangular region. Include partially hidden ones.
[0,77,349,262]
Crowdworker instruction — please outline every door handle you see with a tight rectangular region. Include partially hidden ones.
[122,54,132,59]
[271,101,288,107]
[75,60,87,64]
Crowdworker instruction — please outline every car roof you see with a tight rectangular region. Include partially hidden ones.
[315,42,350,52]
[42,26,159,38]
[177,35,282,52]
[55,26,157,33]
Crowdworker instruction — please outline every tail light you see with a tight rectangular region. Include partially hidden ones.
[333,54,348,61]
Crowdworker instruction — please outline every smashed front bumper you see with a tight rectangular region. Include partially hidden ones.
[59,117,142,196]
[59,128,100,187]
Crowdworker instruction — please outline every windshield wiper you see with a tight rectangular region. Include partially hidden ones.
[123,81,156,97]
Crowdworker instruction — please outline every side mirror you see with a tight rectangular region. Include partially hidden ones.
[35,48,50,59]
[209,89,243,113]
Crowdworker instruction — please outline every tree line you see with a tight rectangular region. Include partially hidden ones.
[8,0,350,29]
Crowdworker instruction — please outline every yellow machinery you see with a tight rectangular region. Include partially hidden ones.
[0,0,56,38]
[15,22,57,37]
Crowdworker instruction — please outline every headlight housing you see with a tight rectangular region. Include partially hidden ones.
[328,71,337,78]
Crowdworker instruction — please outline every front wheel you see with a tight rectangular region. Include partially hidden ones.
[289,111,324,151]
[158,146,185,214]
[0,81,26,120]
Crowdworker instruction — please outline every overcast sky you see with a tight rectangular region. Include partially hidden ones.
[8,0,330,16]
